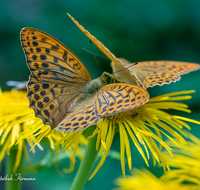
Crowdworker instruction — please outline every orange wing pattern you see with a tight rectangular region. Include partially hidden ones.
[56,83,149,132]
[20,27,92,84]
[27,76,67,128]
[21,26,150,133]
[67,14,200,89]
[95,83,149,116]
[121,59,200,88]
[20,28,92,129]
[56,100,100,133]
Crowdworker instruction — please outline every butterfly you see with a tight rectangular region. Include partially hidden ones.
[20,27,149,133]
[67,13,200,89]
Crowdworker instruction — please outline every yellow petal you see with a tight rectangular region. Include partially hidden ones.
[119,123,125,177]
[89,123,115,180]
[13,140,23,173]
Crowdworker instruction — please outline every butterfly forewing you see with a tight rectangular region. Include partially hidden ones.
[67,14,200,89]
[27,76,87,129]
[20,27,94,129]
[27,76,66,128]
[20,27,92,83]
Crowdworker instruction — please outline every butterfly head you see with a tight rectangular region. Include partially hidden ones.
[85,75,107,95]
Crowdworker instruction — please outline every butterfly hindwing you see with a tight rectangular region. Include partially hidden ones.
[137,61,200,75]
[122,60,200,88]
[95,83,149,117]
[56,83,149,133]
[56,99,100,133]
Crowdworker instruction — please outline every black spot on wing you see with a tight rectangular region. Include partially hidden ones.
[63,51,67,61]
[43,109,50,117]
[42,62,49,68]
[37,101,43,109]
[50,104,54,110]
[34,94,39,100]
[43,96,49,103]
[85,116,90,120]
[51,45,59,51]
[34,84,40,91]
[45,49,50,54]
[42,84,49,89]
[36,48,41,52]
[73,123,79,127]
[117,99,123,104]
[34,63,39,69]
[40,54,47,60]
[40,90,46,95]
[33,41,38,46]
[32,55,37,60]
[53,57,58,63]
[78,117,84,121]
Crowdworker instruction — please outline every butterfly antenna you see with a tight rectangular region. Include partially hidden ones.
[89,41,102,74]
[82,48,109,59]
[113,62,138,74]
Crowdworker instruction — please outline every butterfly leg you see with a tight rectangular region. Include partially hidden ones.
[101,72,124,82]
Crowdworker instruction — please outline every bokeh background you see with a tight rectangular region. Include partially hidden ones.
[0,0,200,189]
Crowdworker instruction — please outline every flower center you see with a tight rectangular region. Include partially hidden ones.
[106,109,139,123]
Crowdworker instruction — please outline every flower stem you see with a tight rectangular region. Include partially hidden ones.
[6,148,23,190]
[70,134,99,190]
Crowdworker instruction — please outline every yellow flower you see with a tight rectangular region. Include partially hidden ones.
[87,90,200,179]
[0,89,39,172]
[20,90,200,179]
[114,168,198,190]
[162,133,200,186]
[0,88,86,172]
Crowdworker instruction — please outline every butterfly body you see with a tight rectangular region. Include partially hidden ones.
[21,27,149,132]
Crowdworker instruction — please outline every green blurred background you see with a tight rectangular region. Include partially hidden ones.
[0,0,200,189]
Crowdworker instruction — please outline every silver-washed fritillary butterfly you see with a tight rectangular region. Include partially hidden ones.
[67,14,200,89]
[20,27,149,133]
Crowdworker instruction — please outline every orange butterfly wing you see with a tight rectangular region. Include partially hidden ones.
[95,83,149,116]
[56,83,149,132]
[20,28,92,129]
[121,59,200,88]
[21,27,92,83]
[67,14,200,89]
[21,27,150,133]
